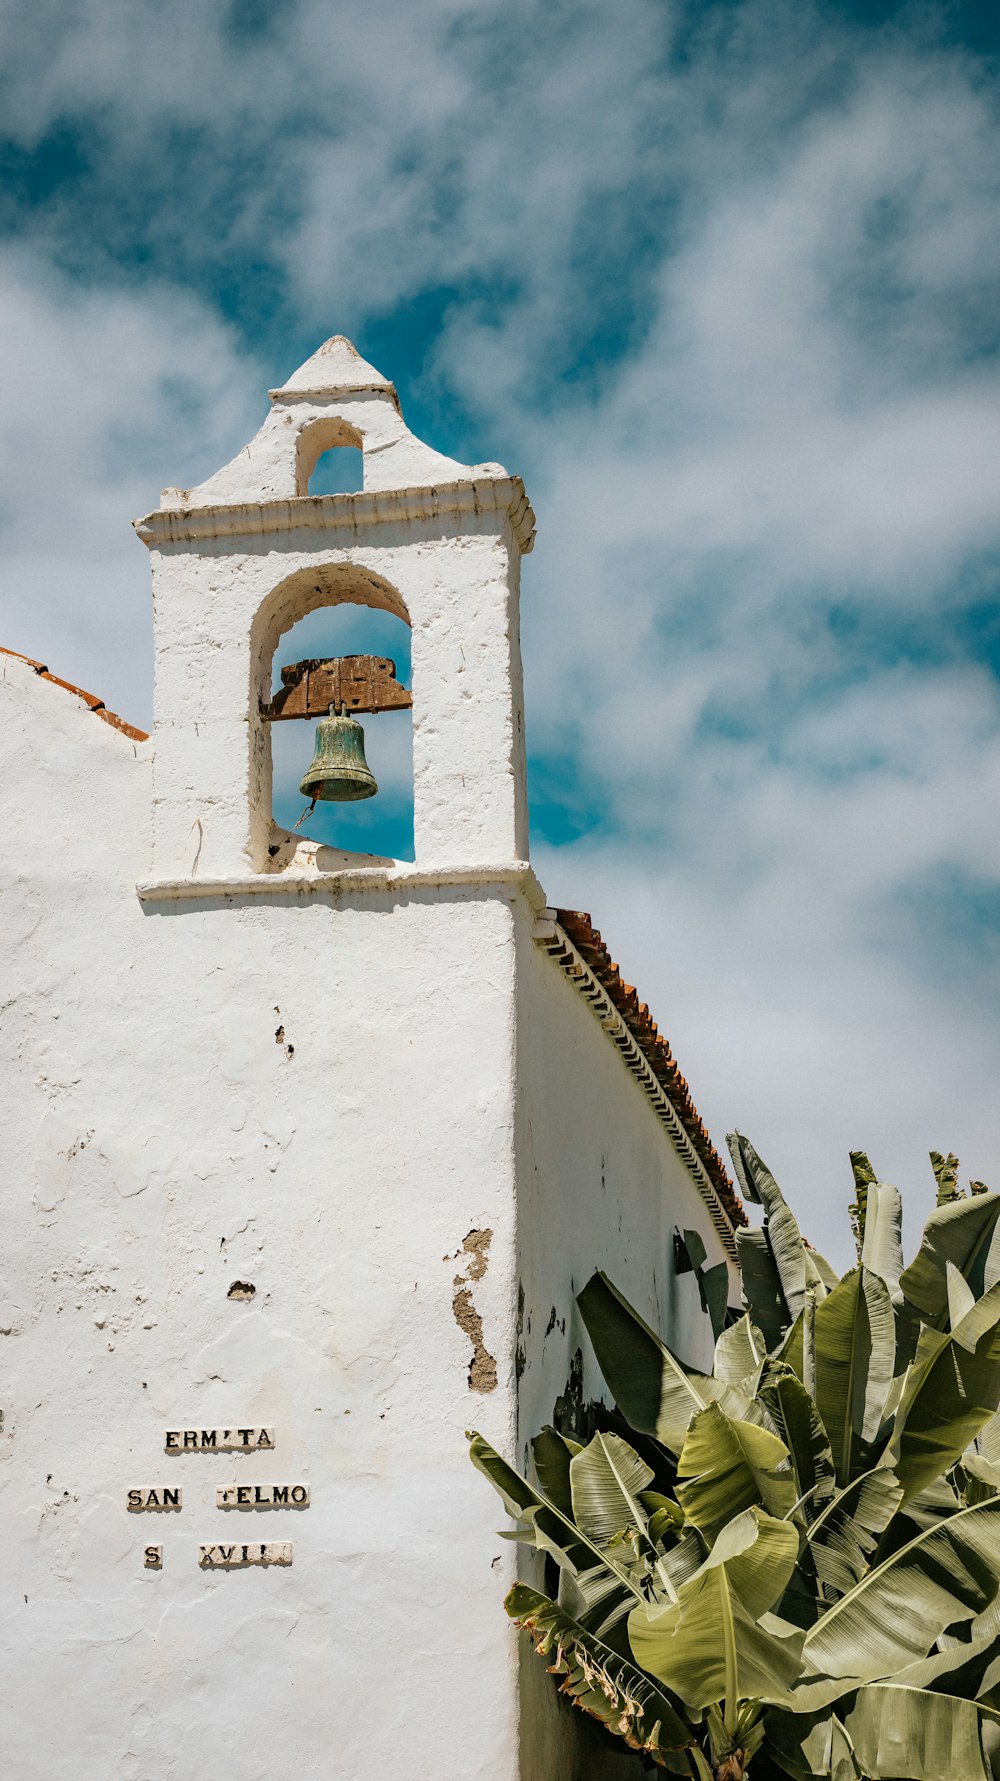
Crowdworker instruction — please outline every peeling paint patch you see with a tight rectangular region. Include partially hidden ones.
[457,1228,491,1281]
[451,1228,497,1393]
[227,1280,256,1300]
[452,1288,497,1392]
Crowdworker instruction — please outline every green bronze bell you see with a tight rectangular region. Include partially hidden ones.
[299,703,378,803]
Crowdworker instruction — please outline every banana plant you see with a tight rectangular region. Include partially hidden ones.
[470,1135,1000,1779]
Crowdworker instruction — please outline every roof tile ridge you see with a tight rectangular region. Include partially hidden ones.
[553,905,745,1229]
[0,646,149,742]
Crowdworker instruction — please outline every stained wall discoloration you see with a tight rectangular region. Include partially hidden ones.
[553,1348,588,1441]
[451,1228,498,1392]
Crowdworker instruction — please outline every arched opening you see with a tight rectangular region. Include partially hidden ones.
[309,447,363,495]
[252,564,413,868]
[295,417,365,496]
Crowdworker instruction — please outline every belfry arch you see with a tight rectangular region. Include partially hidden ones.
[252,563,414,864]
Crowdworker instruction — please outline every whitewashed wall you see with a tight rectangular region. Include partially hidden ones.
[0,660,527,1778]
[0,340,739,1780]
[511,907,738,1779]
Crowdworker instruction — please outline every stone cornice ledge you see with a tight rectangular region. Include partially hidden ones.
[138,860,544,904]
[133,476,535,554]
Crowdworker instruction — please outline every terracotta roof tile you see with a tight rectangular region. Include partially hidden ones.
[0,647,149,742]
[94,706,150,742]
[554,907,746,1230]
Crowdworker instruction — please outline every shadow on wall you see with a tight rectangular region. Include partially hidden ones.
[269,603,413,862]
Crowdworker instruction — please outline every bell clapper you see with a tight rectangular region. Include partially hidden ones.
[292,800,317,830]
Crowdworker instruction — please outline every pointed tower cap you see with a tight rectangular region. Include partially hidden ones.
[269,335,396,402]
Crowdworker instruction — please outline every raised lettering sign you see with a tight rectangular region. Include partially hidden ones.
[164,1427,275,1453]
[216,1483,309,1509]
[128,1487,182,1511]
[198,1542,292,1568]
[144,1545,163,1570]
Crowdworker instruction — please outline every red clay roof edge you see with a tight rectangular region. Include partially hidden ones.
[0,647,149,742]
[553,908,746,1230]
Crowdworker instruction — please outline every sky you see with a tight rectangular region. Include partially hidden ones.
[1,0,998,1266]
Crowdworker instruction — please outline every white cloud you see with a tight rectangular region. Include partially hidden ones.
[0,0,998,1266]
[0,250,263,722]
[501,30,1000,1260]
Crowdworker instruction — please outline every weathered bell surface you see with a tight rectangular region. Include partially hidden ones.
[299,705,378,802]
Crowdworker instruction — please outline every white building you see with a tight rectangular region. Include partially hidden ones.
[0,338,742,1779]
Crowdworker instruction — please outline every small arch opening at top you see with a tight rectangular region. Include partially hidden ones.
[309,447,363,496]
[295,416,364,497]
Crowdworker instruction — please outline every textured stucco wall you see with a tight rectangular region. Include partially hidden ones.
[0,661,738,1781]
[0,659,529,1779]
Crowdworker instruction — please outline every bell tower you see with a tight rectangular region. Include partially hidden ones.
[0,335,741,1781]
[136,334,534,888]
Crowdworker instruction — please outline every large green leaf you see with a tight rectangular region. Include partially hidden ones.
[472,1427,660,1650]
[730,1134,839,1303]
[849,1150,878,1258]
[859,1179,920,1374]
[569,1432,654,1548]
[675,1402,795,1536]
[557,1559,632,1639]
[900,1192,1000,1326]
[844,1684,1000,1780]
[764,1706,861,1780]
[805,1245,841,1294]
[891,1624,1000,1697]
[961,1449,1000,1503]
[568,1433,712,1628]
[899,1472,963,1532]
[531,1425,579,1518]
[467,1431,644,1602]
[528,1425,610,1623]
[757,1362,835,1518]
[890,1282,1000,1500]
[949,1259,978,1331]
[979,1410,1000,1471]
[808,1267,896,1485]
[860,1181,904,1299]
[577,1271,741,1452]
[628,1507,802,1718]
[714,1314,767,1391]
[505,1582,696,1768]
[800,1499,1000,1688]
[800,1467,904,1601]
[736,1225,791,1353]
[952,1276,1000,1352]
[728,1132,809,1328]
